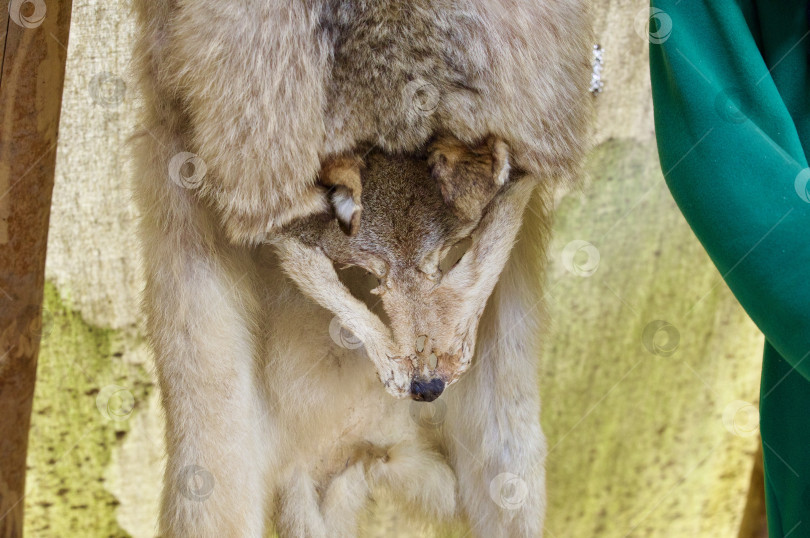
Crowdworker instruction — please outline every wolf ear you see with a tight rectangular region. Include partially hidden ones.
[319,154,364,235]
[428,135,510,222]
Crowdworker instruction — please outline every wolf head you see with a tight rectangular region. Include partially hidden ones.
[276,135,535,400]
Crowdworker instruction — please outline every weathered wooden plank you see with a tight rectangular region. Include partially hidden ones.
[0,1,72,536]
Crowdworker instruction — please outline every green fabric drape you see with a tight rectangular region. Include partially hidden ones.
[649,1,810,535]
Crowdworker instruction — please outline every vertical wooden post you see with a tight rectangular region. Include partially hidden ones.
[0,1,72,535]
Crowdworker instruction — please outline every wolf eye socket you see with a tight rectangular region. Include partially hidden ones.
[438,237,472,274]
[334,264,380,295]
[332,263,391,326]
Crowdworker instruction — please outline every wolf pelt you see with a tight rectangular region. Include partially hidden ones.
[130,1,591,536]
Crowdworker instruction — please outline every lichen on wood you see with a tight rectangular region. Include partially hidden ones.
[24,283,152,538]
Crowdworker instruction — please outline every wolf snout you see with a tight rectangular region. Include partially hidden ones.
[410,376,445,402]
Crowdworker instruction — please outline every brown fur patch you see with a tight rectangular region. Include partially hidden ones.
[319,154,365,192]
[428,135,509,222]
[319,154,365,235]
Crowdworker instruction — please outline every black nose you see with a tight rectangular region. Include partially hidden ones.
[410,377,445,402]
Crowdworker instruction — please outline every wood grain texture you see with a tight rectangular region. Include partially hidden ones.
[0,1,72,536]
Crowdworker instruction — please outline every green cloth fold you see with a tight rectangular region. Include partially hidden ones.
[649,1,810,534]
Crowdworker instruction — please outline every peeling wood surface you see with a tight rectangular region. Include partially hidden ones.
[0,1,72,536]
